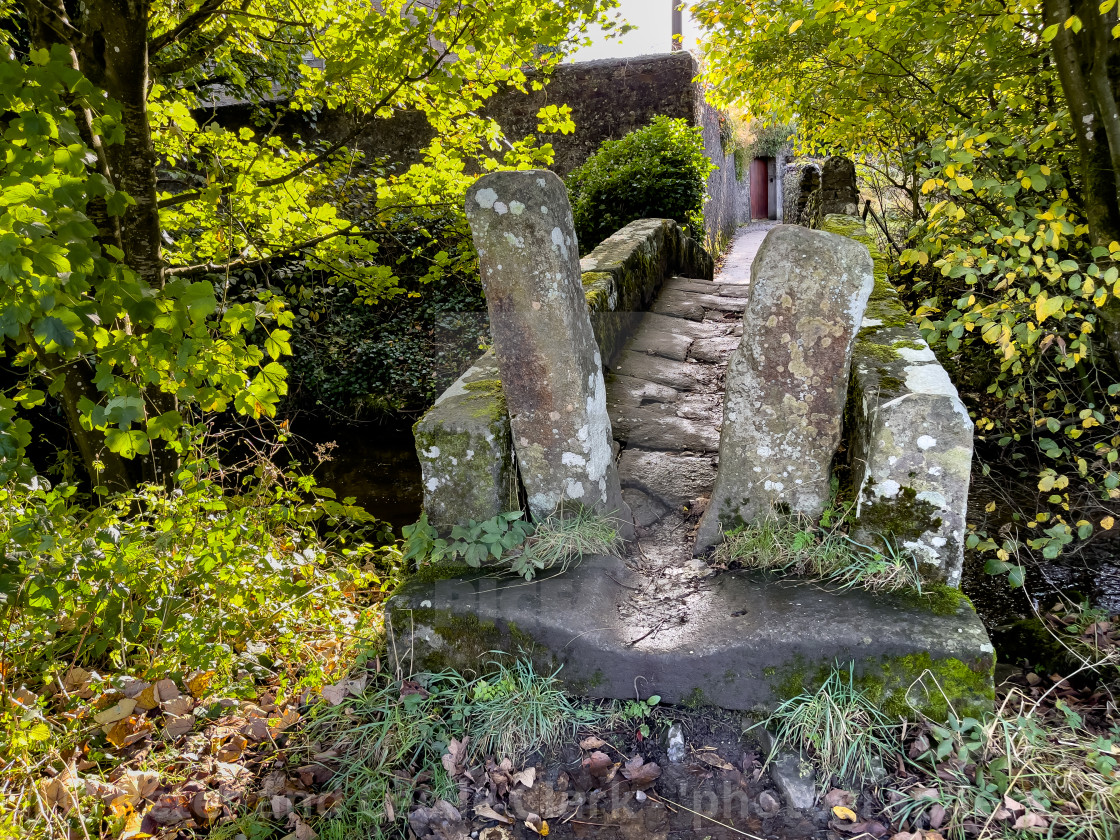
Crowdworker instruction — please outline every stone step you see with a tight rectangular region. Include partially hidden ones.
[388,559,995,718]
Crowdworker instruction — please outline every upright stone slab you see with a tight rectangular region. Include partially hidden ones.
[465,170,633,534]
[696,225,874,551]
[819,156,859,216]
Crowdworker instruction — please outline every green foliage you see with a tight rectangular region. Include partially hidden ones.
[764,663,899,789]
[403,508,622,582]
[0,47,294,478]
[617,693,660,739]
[893,697,1120,840]
[0,457,399,687]
[281,208,488,417]
[693,0,1120,562]
[3,0,623,483]
[566,116,714,254]
[403,510,533,569]
[508,507,622,580]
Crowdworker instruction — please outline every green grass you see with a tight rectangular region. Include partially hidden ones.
[713,515,924,594]
[762,663,900,790]
[507,507,623,580]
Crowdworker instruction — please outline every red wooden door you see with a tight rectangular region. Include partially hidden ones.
[750,157,769,220]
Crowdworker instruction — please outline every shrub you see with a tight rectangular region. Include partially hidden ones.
[566,116,714,254]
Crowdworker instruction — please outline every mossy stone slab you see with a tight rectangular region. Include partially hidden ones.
[387,561,995,719]
[413,351,519,530]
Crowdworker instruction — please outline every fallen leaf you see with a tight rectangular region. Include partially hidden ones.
[442,736,470,776]
[162,695,194,716]
[1013,812,1049,833]
[164,714,194,739]
[148,795,191,825]
[271,795,293,819]
[524,813,549,836]
[94,698,137,725]
[512,766,536,789]
[119,769,159,805]
[190,790,223,824]
[186,670,216,698]
[475,803,514,824]
[929,803,946,829]
[830,819,889,837]
[1003,794,1026,816]
[216,733,248,762]
[293,815,318,840]
[824,789,855,809]
[40,777,74,814]
[620,755,661,788]
[692,750,734,771]
[832,805,859,822]
[63,667,94,697]
[889,834,922,840]
[582,751,615,779]
[104,716,152,748]
[120,810,151,840]
[321,682,349,706]
[579,736,606,750]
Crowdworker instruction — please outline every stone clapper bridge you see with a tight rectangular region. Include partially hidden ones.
[389,169,995,717]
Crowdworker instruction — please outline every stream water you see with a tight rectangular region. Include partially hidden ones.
[302,422,423,534]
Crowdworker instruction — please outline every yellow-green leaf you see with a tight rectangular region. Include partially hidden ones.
[789,19,803,33]
[955,175,973,191]
[1035,295,1065,324]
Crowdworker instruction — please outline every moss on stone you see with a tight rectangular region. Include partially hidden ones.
[765,648,993,721]
[394,607,555,676]
[857,342,902,366]
[900,583,972,617]
[462,378,507,419]
[409,561,477,585]
[860,483,943,545]
[892,339,926,351]
[872,652,995,721]
[683,687,710,709]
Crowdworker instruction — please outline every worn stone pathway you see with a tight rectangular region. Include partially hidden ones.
[606,222,777,631]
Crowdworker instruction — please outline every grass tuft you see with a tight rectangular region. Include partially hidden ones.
[763,663,900,789]
[507,507,623,580]
[713,515,924,594]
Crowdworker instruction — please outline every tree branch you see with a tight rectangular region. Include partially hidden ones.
[164,222,358,276]
[150,0,227,55]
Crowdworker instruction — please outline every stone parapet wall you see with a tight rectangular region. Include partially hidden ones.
[820,214,973,586]
[416,219,710,529]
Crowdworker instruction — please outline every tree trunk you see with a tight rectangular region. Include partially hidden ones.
[1043,0,1120,367]
[53,358,136,494]
[25,0,178,488]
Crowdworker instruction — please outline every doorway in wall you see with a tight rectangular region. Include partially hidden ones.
[750,157,777,220]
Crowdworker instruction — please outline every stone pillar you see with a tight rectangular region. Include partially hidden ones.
[464,170,634,536]
[695,225,874,552]
[819,156,859,217]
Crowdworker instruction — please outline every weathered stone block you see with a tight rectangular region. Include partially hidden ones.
[413,351,519,530]
[821,214,973,586]
[696,225,874,550]
[819,155,859,216]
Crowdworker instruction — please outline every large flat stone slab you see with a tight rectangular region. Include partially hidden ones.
[613,351,709,392]
[628,327,694,361]
[619,450,717,509]
[388,562,995,718]
[611,410,721,453]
